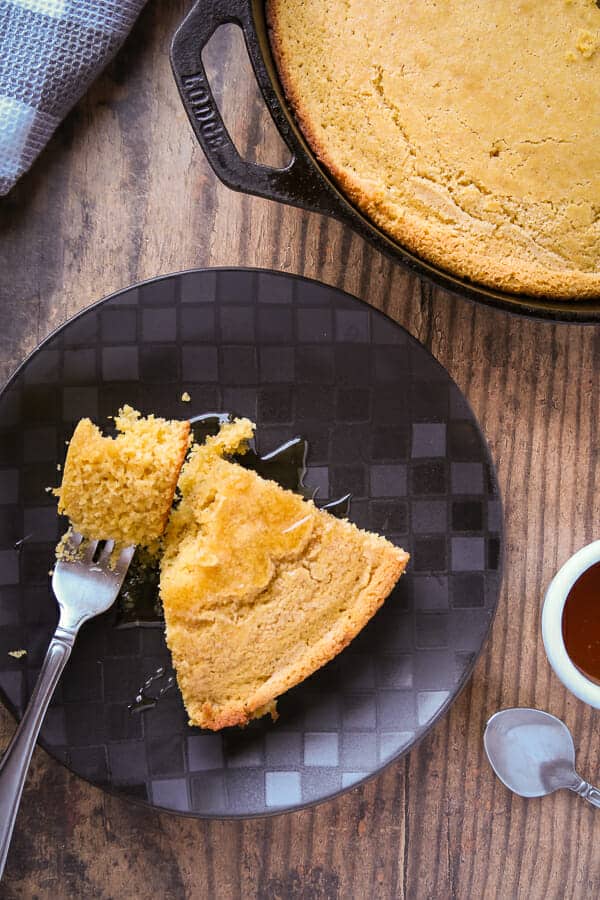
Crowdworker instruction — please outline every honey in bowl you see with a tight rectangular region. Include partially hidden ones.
[562,561,600,684]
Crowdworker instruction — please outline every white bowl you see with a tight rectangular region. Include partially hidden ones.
[542,540,600,708]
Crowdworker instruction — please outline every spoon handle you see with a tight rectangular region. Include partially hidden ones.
[572,779,600,808]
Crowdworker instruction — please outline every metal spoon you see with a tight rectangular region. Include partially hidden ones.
[484,707,600,807]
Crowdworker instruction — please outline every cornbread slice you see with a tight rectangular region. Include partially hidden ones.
[268,0,600,298]
[57,406,190,545]
[160,419,409,730]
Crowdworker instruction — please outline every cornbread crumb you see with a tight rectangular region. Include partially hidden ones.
[8,649,27,659]
[181,392,191,402]
[56,406,190,545]
[576,28,599,57]
[161,419,409,730]
[268,0,600,298]
[55,529,79,562]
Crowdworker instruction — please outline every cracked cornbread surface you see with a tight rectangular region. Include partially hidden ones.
[57,406,190,546]
[160,420,409,730]
[268,0,600,298]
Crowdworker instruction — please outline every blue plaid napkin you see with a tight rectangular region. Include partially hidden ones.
[0,0,146,195]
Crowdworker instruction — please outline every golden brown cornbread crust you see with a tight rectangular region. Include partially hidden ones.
[161,420,409,731]
[268,0,600,299]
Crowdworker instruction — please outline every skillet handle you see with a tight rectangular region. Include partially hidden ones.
[170,0,341,215]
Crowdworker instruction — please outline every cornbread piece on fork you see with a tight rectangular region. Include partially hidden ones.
[57,406,190,546]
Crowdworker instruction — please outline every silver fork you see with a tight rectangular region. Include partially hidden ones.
[0,532,134,879]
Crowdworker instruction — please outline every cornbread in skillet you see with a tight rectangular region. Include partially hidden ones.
[160,419,409,730]
[57,406,190,545]
[268,0,600,298]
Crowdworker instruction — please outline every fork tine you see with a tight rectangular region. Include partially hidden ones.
[63,529,83,554]
[81,539,99,564]
[97,540,115,566]
[115,544,136,573]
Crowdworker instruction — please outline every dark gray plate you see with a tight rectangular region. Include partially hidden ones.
[0,268,502,817]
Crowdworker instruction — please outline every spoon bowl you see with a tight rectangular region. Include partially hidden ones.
[484,708,600,808]
[484,708,581,797]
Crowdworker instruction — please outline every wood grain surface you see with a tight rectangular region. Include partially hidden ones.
[1,3,599,897]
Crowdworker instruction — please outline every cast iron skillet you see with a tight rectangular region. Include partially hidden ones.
[170,0,600,323]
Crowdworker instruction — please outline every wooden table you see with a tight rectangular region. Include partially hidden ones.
[1,3,599,897]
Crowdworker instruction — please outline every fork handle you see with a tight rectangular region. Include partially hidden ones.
[0,626,76,879]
